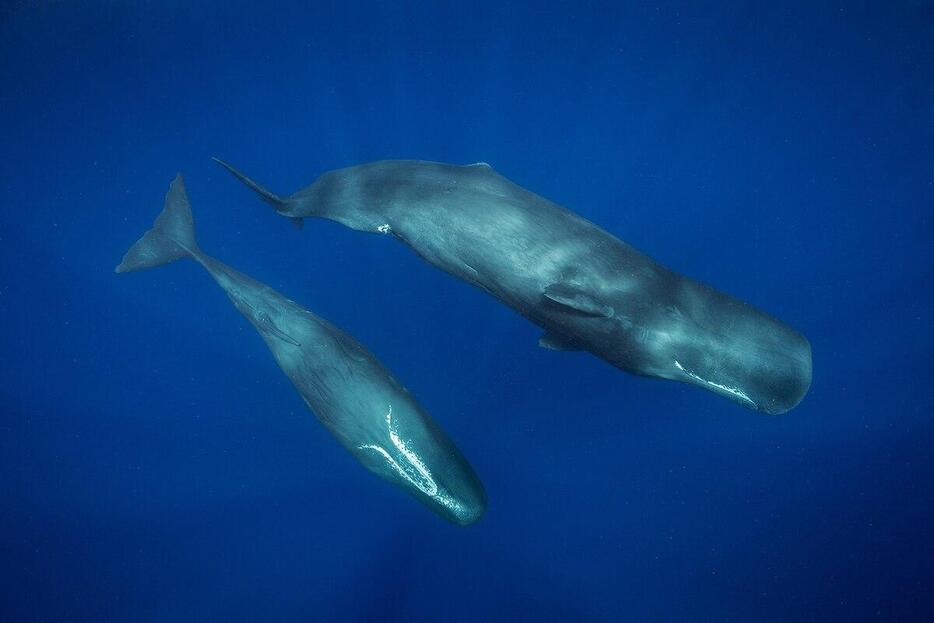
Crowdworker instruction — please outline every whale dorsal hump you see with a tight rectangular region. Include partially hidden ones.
[542,283,614,318]
[538,331,581,351]
[467,162,492,168]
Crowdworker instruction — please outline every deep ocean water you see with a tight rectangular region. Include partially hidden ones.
[1,2,932,621]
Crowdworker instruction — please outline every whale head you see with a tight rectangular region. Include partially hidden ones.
[659,292,812,414]
[671,334,812,414]
[353,402,487,526]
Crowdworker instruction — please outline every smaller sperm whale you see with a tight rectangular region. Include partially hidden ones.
[116,175,486,525]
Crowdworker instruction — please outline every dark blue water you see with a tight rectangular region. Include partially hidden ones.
[2,2,932,621]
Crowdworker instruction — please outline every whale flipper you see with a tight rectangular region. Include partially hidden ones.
[254,310,301,346]
[542,283,614,318]
[538,332,581,351]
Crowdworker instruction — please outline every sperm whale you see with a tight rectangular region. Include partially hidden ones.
[116,174,486,525]
[215,158,811,414]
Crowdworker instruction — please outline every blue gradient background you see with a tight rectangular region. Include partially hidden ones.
[1,2,932,621]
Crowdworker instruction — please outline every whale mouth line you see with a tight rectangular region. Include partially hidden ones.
[359,405,440,497]
[673,360,758,409]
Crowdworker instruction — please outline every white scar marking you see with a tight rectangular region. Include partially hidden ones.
[674,360,757,408]
[377,223,392,234]
[359,405,438,497]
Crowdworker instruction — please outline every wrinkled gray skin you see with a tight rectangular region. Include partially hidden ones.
[217,159,812,414]
[116,174,486,525]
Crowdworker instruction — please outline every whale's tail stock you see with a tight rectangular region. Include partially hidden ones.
[115,174,200,273]
[212,157,304,230]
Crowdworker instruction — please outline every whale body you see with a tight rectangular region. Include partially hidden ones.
[116,174,486,525]
[217,158,812,414]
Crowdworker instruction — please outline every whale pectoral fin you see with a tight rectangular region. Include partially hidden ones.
[333,332,369,363]
[538,332,581,351]
[542,283,614,318]
[291,217,304,230]
[272,326,300,346]
[259,315,301,347]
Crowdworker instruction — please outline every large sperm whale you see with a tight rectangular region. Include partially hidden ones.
[116,174,486,525]
[216,158,812,414]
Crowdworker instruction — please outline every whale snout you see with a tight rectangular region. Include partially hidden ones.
[671,326,812,414]
[428,456,487,526]
[757,336,812,415]
[443,484,487,526]
[353,406,488,526]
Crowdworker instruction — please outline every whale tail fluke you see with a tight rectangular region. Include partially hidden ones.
[115,174,200,273]
[212,157,304,230]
